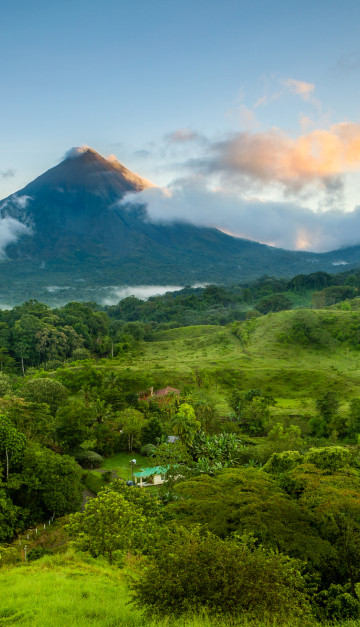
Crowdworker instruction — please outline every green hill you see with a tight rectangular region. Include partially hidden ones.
[103,307,360,418]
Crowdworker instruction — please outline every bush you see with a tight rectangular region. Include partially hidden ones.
[133,529,311,621]
[316,583,360,621]
[257,294,292,314]
[40,360,64,371]
[27,546,51,562]
[303,446,352,471]
[263,450,303,474]
[71,348,91,361]
[102,470,112,483]
[282,310,336,349]
[140,443,157,457]
[75,450,104,468]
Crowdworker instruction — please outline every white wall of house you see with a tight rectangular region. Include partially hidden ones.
[134,473,165,487]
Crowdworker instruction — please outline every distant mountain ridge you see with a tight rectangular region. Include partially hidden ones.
[0,147,360,302]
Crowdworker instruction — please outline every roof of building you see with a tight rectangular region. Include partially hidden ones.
[133,465,169,478]
[153,386,180,397]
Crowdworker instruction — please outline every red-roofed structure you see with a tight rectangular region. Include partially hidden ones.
[138,386,180,402]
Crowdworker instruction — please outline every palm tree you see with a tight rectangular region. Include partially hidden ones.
[171,404,200,447]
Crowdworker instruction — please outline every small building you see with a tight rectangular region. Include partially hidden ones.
[138,386,180,402]
[153,386,180,398]
[133,465,168,488]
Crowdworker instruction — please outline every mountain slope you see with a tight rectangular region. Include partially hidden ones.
[0,147,360,302]
[0,147,153,258]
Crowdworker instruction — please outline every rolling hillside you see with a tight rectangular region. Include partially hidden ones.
[103,307,360,417]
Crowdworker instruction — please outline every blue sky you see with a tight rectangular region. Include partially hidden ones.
[2,0,360,251]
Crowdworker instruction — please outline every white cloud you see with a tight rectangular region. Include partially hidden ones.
[12,195,32,209]
[125,178,360,253]
[64,146,95,159]
[0,217,30,258]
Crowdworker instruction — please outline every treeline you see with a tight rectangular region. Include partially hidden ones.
[105,269,360,322]
[1,268,360,374]
[0,300,156,373]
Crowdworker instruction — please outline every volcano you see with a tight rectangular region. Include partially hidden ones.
[0,147,153,259]
[1,147,360,297]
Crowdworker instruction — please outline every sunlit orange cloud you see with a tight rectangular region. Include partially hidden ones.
[213,122,360,190]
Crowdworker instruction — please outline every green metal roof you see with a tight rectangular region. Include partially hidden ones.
[133,465,168,478]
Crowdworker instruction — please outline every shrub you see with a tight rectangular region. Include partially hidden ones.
[75,450,104,468]
[27,546,51,562]
[263,450,303,474]
[257,294,292,314]
[303,446,352,472]
[133,529,311,621]
[140,443,157,457]
[316,583,360,621]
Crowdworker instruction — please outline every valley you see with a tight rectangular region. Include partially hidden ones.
[1,283,360,624]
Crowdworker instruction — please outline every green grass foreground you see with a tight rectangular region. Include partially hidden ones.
[0,552,359,627]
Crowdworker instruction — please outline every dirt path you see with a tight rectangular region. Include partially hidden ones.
[81,488,96,511]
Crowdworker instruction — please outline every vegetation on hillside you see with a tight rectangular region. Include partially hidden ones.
[3,270,360,623]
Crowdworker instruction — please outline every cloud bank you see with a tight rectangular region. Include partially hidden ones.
[125,115,360,254]
[193,122,360,193]
[128,179,360,253]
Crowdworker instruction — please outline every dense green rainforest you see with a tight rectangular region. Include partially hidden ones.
[3,270,360,625]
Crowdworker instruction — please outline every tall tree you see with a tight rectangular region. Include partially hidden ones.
[0,415,26,479]
[118,408,146,452]
[171,403,200,446]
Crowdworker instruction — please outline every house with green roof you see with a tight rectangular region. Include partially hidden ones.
[133,465,168,487]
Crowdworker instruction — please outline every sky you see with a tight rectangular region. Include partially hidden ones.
[2,0,360,252]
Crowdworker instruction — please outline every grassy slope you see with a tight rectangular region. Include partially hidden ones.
[1,552,358,627]
[101,309,360,416]
[0,552,143,627]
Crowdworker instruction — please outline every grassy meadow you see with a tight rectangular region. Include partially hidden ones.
[96,308,360,419]
[0,551,359,627]
[84,452,151,494]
